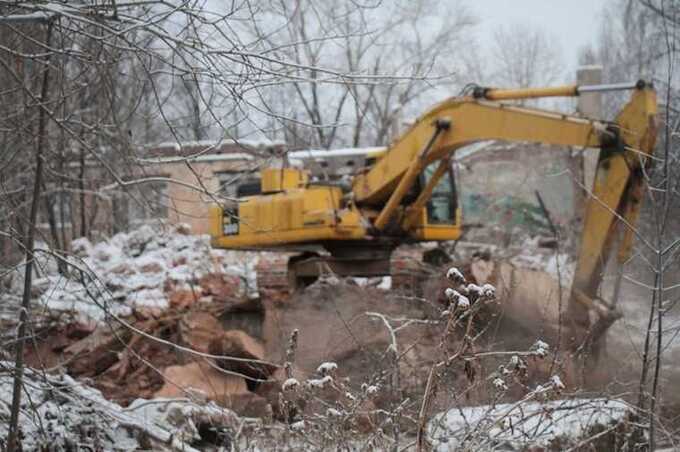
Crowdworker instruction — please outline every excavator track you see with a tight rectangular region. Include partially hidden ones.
[255,247,440,301]
[255,252,335,300]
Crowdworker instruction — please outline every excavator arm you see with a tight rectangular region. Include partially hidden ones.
[352,81,656,344]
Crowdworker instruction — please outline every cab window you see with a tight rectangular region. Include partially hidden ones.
[423,163,457,224]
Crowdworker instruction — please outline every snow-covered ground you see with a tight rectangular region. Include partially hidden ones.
[428,397,631,451]
[0,360,650,452]
[603,260,680,405]
[0,362,243,451]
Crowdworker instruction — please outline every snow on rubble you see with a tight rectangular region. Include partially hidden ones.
[505,236,576,287]
[428,397,632,450]
[1,224,270,322]
[0,362,243,451]
[456,235,576,288]
[511,249,575,288]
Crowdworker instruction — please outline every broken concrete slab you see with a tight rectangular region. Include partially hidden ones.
[154,361,271,417]
[209,330,278,383]
[179,310,224,354]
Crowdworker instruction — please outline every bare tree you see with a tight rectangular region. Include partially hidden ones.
[251,0,477,149]
[489,24,564,90]
[580,1,680,448]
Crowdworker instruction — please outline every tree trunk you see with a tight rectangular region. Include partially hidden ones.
[7,21,53,452]
[79,146,87,237]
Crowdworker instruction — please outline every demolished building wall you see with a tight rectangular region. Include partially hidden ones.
[456,141,583,246]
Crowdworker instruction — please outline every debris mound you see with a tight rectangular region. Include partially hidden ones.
[0,362,242,451]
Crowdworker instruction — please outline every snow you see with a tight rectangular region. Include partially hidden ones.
[0,224,271,322]
[510,236,575,287]
[290,420,306,431]
[446,266,465,284]
[363,384,379,396]
[350,276,391,290]
[282,378,300,392]
[0,11,56,24]
[377,276,392,290]
[139,152,255,164]
[151,138,284,152]
[287,146,386,160]
[316,362,338,375]
[550,375,565,390]
[466,283,483,298]
[0,363,239,451]
[492,377,508,391]
[531,339,550,358]
[481,283,496,298]
[306,375,333,389]
[326,407,344,418]
[456,295,471,309]
[444,288,470,309]
[428,398,632,450]
[126,397,239,446]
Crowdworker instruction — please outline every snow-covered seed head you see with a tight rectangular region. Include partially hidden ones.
[362,383,379,397]
[446,267,465,285]
[326,407,344,418]
[481,283,496,299]
[445,288,470,309]
[316,362,338,376]
[509,354,527,374]
[282,378,300,392]
[306,375,333,390]
[466,283,483,301]
[550,375,565,391]
[457,295,470,309]
[531,339,550,358]
[493,377,508,391]
[290,420,306,431]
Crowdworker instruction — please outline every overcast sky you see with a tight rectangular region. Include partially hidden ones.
[460,0,609,75]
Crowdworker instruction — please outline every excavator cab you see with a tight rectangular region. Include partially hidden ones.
[422,162,458,225]
[401,160,462,242]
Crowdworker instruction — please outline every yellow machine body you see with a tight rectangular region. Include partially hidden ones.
[208,178,462,249]
[260,167,309,192]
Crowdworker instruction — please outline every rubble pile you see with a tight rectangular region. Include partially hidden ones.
[0,225,278,418]
[428,397,633,451]
[1,223,588,438]
[0,363,243,451]
[23,300,279,417]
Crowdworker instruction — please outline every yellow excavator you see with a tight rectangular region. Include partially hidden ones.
[208,80,657,345]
